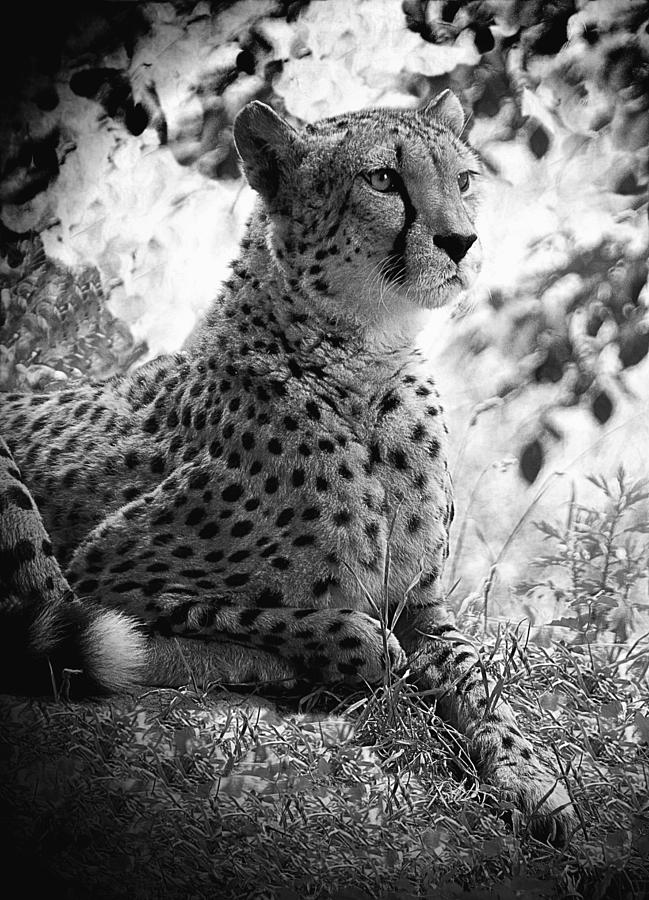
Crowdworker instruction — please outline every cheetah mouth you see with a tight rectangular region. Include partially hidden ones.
[404,272,465,309]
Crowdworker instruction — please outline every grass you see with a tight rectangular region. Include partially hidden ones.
[2,627,648,899]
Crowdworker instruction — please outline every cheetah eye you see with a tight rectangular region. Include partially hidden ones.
[457,171,471,193]
[364,168,399,193]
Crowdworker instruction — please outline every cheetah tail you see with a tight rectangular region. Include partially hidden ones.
[0,596,148,696]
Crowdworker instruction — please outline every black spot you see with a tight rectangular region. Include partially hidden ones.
[333,509,351,526]
[124,450,139,469]
[366,442,381,472]
[231,520,254,538]
[268,437,282,455]
[198,522,219,539]
[110,559,136,574]
[302,507,320,521]
[171,545,194,558]
[318,439,334,453]
[77,578,100,594]
[74,402,91,419]
[411,422,427,442]
[222,483,244,502]
[150,453,166,474]
[186,507,206,526]
[407,514,422,533]
[339,635,363,650]
[60,467,79,491]
[226,549,249,564]
[1,484,33,511]
[110,580,143,594]
[225,572,250,587]
[338,463,353,480]
[428,438,441,458]
[256,588,284,607]
[312,575,336,597]
[288,358,303,379]
[264,476,279,494]
[283,415,298,431]
[242,432,255,450]
[271,556,290,570]
[305,401,320,421]
[378,391,401,417]
[298,442,312,457]
[250,460,263,475]
[292,468,305,487]
[389,448,408,470]
[315,476,328,492]
[189,471,210,490]
[276,508,294,526]
[227,452,241,469]
[260,542,279,558]
[142,415,159,434]
[293,534,314,547]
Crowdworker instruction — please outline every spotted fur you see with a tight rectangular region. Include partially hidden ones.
[0,93,574,842]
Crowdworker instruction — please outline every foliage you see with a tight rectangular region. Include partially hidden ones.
[518,468,649,646]
[1,0,647,475]
[425,0,649,482]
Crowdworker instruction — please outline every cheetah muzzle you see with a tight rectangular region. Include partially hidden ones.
[0,90,574,845]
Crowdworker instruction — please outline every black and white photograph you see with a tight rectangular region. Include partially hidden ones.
[1,1,648,896]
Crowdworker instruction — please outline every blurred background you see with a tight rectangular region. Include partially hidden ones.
[1,0,648,647]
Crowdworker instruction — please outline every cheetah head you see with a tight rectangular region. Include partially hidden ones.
[233,93,483,324]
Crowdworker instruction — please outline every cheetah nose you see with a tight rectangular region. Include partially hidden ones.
[433,232,477,264]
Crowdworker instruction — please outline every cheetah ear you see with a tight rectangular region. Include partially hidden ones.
[233,101,305,202]
[419,89,465,137]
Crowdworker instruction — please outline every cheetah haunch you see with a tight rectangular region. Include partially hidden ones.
[0,92,574,843]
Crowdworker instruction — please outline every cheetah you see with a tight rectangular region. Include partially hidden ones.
[0,91,574,842]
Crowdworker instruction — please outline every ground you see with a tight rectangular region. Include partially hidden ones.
[2,636,648,899]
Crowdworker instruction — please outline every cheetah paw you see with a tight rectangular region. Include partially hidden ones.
[492,760,576,846]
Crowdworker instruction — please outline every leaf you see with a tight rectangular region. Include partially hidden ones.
[545,617,580,629]
[634,712,649,743]
[538,691,568,711]
[529,123,551,158]
[535,520,565,540]
[421,827,449,854]
[482,836,507,857]
[519,439,544,484]
[600,700,623,719]
[619,329,649,368]
[591,390,613,424]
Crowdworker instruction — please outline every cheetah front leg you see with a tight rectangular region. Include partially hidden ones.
[395,604,575,844]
